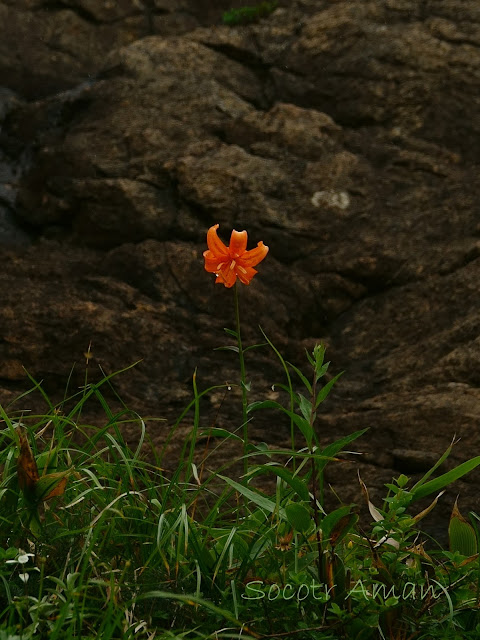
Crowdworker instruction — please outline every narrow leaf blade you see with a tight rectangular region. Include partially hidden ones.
[411,457,480,501]
[218,475,286,519]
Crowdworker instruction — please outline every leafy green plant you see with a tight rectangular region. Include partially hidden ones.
[222,1,278,26]
[1,347,480,638]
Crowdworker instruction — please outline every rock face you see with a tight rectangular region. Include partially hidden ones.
[1,0,480,532]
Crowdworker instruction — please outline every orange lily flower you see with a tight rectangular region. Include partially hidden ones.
[203,224,269,288]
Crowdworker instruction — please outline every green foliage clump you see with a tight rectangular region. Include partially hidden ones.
[1,257,480,638]
[223,1,278,26]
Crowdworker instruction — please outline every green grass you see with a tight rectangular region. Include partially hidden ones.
[1,343,480,639]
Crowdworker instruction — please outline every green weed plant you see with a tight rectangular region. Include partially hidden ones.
[1,226,480,639]
[222,2,278,26]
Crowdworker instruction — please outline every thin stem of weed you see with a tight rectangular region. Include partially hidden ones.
[233,283,249,476]
[309,373,323,581]
[260,327,296,470]
[185,368,201,492]
[191,387,229,520]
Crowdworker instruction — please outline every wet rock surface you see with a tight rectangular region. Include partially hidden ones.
[1,0,480,534]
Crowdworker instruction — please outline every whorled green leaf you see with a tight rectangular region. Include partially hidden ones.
[286,361,312,394]
[252,465,310,501]
[34,471,69,502]
[358,474,386,524]
[329,513,358,547]
[244,342,268,353]
[297,394,313,421]
[316,429,368,476]
[197,428,243,441]
[315,372,344,409]
[411,456,480,501]
[36,446,59,475]
[322,550,347,602]
[270,382,291,395]
[321,506,357,544]
[0,484,19,517]
[27,508,43,537]
[247,400,315,447]
[187,521,216,572]
[138,590,243,628]
[285,502,311,533]
[248,400,284,413]
[449,500,478,557]
[218,475,286,519]
[311,344,326,373]
[245,441,274,459]
[412,436,457,492]
[412,491,445,523]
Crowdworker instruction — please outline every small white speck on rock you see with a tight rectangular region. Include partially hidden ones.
[311,190,350,210]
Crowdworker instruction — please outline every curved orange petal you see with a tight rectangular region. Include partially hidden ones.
[204,250,223,273]
[229,229,248,257]
[207,224,229,258]
[237,266,258,285]
[218,264,237,288]
[238,241,269,268]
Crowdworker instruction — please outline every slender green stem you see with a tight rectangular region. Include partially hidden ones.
[233,283,249,475]
[260,329,296,470]
[185,368,201,492]
[309,374,323,580]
